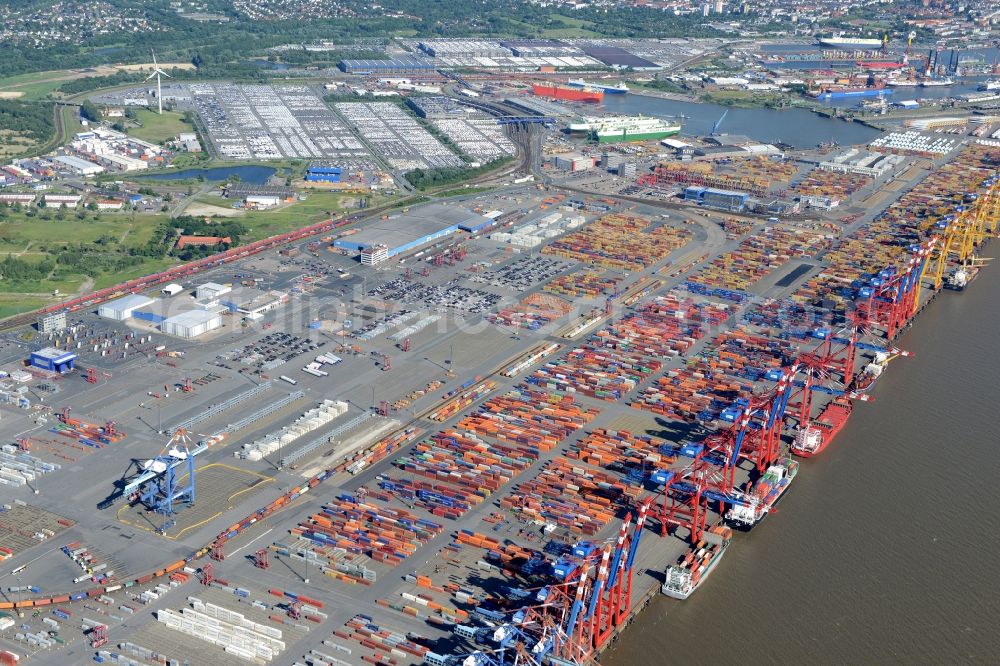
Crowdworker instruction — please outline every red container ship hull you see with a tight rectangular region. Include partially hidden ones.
[791,398,852,458]
[532,84,604,103]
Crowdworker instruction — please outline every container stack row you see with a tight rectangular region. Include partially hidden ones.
[686,227,831,293]
[566,428,677,481]
[544,270,622,298]
[542,213,691,271]
[500,457,636,536]
[289,497,443,569]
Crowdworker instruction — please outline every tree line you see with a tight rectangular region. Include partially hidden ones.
[0,99,54,143]
[405,157,513,191]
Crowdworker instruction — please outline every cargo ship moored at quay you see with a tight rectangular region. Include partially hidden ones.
[567,78,630,94]
[591,116,682,143]
[532,83,605,103]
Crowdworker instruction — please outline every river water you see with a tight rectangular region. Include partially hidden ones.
[138,165,276,185]
[605,249,1000,663]
[602,94,880,148]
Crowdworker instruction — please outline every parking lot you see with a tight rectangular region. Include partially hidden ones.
[335,102,464,170]
[188,83,371,160]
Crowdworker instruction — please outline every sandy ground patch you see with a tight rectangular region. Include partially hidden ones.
[0,91,24,99]
[186,202,245,217]
[113,63,197,73]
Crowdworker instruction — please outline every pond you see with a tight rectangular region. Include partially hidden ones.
[138,165,276,185]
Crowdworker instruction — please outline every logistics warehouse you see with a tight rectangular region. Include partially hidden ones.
[333,204,495,264]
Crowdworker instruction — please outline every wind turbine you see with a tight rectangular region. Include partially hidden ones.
[145,49,171,115]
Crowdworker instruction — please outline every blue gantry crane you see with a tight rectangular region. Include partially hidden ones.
[137,429,197,533]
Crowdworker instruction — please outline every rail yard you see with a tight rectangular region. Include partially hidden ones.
[0,88,998,666]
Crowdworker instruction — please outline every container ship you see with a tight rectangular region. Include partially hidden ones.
[591,116,682,143]
[849,351,893,393]
[725,457,798,529]
[567,78,629,94]
[661,525,732,600]
[945,265,980,290]
[532,83,604,103]
[791,398,853,457]
[816,34,884,49]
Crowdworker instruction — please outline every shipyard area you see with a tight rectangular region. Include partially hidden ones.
[0,36,999,666]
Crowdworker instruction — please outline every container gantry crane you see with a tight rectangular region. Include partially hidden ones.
[652,374,795,542]
[923,180,1000,291]
[855,239,933,339]
[137,428,196,533]
[504,502,651,665]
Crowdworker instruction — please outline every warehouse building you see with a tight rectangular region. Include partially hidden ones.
[196,282,231,301]
[218,287,288,318]
[819,148,904,178]
[53,155,104,176]
[406,96,467,120]
[684,186,749,212]
[161,284,184,297]
[245,194,282,209]
[339,56,436,75]
[334,203,478,261]
[96,153,148,172]
[98,294,155,321]
[305,166,342,183]
[222,184,294,201]
[29,348,77,374]
[160,309,223,338]
[417,40,510,58]
[553,154,594,172]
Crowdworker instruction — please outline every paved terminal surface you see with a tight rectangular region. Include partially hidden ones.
[0,163,948,665]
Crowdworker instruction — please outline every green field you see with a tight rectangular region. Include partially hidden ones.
[436,185,497,198]
[0,294,47,319]
[0,211,175,315]
[128,109,190,145]
[241,191,388,240]
[0,211,162,250]
[0,71,67,100]
[0,187,393,319]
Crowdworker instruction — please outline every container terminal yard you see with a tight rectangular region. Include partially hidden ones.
[0,111,998,666]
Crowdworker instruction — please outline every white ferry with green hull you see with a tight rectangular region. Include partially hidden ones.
[591,116,681,143]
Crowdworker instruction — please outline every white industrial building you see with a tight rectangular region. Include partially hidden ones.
[196,282,231,301]
[53,155,104,176]
[819,148,905,178]
[161,284,184,297]
[43,194,82,207]
[160,309,222,338]
[245,194,281,209]
[218,287,288,318]
[799,194,840,210]
[98,294,155,321]
[97,153,149,172]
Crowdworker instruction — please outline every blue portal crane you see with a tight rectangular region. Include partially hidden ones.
[137,429,197,533]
